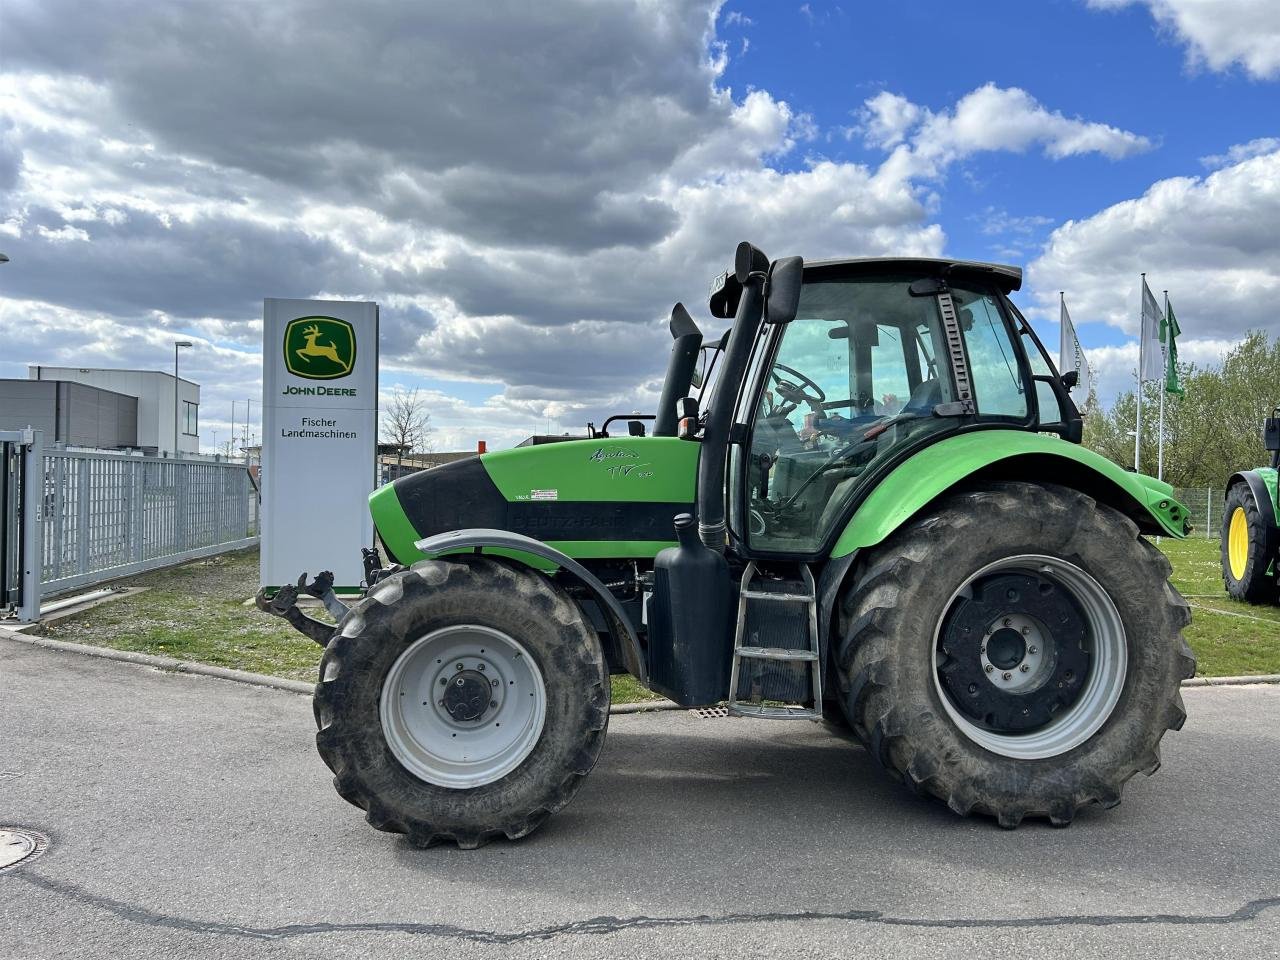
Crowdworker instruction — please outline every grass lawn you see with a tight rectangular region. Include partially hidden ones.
[1159,535,1280,677]
[37,548,662,702]
[34,539,1280,703]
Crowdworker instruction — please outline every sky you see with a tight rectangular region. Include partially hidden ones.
[0,0,1278,451]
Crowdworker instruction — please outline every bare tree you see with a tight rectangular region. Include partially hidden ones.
[381,386,433,475]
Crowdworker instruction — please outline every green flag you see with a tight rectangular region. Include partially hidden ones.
[1160,300,1184,395]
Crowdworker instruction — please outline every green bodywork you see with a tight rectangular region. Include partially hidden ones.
[370,429,1188,569]
[369,436,698,566]
[831,430,1191,556]
[480,436,698,503]
[1252,466,1279,515]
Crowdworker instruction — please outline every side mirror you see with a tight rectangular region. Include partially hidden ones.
[1061,370,1079,390]
[676,397,700,440]
[1265,416,1280,452]
[764,256,803,325]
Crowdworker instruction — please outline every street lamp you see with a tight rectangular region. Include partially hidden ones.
[173,340,193,459]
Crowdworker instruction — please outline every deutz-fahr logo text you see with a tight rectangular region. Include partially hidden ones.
[284,316,356,380]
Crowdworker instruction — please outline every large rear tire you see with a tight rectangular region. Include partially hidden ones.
[314,557,609,848]
[835,481,1194,828]
[1221,481,1277,604]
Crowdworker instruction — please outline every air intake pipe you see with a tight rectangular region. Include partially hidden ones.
[695,242,769,551]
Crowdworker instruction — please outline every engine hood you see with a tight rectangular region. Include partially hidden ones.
[369,437,698,564]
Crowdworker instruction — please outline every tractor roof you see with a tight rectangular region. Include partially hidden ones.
[803,256,1023,293]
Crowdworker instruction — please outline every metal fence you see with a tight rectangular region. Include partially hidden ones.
[2,429,258,620]
[1172,488,1224,538]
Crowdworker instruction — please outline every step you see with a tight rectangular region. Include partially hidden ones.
[728,703,820,720]
[734,645,818,662]
[740,589,814,603]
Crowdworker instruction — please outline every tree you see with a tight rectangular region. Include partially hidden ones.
[381,386,433,474]
[1083,331,1280,488]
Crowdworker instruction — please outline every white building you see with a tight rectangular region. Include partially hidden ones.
[28,365,200,458]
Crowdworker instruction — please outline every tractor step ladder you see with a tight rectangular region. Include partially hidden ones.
[727,561,822,720]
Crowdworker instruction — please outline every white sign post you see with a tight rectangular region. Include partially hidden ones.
[261,298,378,589]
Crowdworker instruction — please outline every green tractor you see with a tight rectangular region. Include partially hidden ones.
[261,242,1196,847]
[1221,411,1280,602]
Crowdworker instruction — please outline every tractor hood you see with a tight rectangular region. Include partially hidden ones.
[369,437,699,565]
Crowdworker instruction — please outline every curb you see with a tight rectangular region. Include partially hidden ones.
[1181,673,1280,687]
[2,628,1277,707]
[0,629,314,696]
[610,699,681,714]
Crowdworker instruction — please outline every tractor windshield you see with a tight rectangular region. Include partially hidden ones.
[737,276,1027,554]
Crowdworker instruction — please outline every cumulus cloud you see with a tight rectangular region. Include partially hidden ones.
[1028,142,1280,402]
[1201,137,1280,169]
[0,0,1159,447]
[1087,0,1280,78]
[1030,144,1280,338]
[859,92,924,150]
[862,83,1152,183]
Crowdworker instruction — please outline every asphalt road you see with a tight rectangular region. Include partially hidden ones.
[3,638,1279,960]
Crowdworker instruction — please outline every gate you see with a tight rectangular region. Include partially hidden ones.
[1,429,258,623]
[0,430,41,622]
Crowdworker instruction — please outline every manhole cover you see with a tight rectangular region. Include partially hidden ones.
[0,828,49,873]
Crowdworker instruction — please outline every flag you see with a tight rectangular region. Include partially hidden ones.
[1058,295,1093,400]
[1161,299,1183,395]
[1139,278,1164,381]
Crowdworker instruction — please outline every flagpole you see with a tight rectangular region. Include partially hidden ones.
[1158,289,1168,481]
[1135,274,1145,471]
[1059,290,1066,374]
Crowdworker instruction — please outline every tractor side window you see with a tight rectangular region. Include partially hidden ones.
[1022,333,1067,428]
[743,278,958,554]
[954,288,1028,421]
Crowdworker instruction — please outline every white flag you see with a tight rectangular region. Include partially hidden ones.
[1059,296,1093,400]
[1140,278,1164,381]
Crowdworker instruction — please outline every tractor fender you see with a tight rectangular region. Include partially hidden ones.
[413,528,648,686]
[1224,468,1278,558]
[830,430,1191,559]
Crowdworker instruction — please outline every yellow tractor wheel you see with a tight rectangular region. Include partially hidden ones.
[1221,482,1278,604]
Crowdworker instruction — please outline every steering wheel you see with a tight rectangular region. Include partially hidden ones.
[770,363,826,408]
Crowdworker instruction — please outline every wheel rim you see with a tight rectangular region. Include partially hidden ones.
[933,554,1127,760]
[1228,506,1249,580]
[379,625,547,788]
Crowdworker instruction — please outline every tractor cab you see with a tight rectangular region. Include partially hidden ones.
[683,246,1081,562]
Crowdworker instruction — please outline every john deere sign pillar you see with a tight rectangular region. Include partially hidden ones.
[262,299,378,589]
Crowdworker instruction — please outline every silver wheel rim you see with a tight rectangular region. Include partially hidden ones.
[932,554,1127,760]
[380,625,547,788]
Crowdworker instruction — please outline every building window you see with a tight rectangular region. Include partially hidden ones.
[183,400,199,436]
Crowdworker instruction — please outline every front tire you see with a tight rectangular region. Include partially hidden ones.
[314,557,609,848]
[835,482,1194,828]
[1221,481,1277,604]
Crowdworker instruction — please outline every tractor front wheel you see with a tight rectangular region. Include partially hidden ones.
[314,557,609,848]
[1221,481,1277,604]
[836,481,1194,828]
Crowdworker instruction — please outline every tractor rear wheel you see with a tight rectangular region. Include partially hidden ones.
[314,557,609,848]
[835,481,1194,828]
[1221,481,1277,603]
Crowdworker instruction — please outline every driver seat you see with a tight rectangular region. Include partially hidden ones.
[901,377,941,416]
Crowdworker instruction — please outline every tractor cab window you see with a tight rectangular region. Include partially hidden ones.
[741,277,959,554]
[952,287,1028,420]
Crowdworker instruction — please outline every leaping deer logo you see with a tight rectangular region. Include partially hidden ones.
[296,324,345,367]
[284,316,356,379]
